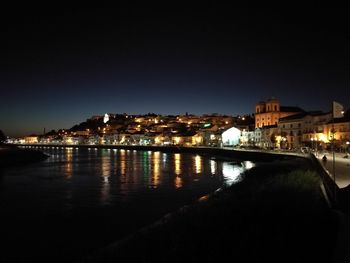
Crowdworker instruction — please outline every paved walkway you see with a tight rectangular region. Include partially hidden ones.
[313,152,350,263]
[316,152,350,188]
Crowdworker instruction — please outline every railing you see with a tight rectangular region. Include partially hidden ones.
[308,153,340,209]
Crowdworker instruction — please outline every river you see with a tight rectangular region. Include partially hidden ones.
[0,146,254,263]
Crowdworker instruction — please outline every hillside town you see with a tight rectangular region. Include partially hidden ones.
[10,98,350,153]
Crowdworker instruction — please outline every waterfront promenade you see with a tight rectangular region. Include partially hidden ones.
[317,152,350,189]
[314,151,350,263]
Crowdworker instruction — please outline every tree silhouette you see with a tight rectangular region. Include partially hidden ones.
[0,130,6,144]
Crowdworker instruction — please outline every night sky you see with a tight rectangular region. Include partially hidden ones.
[3,6,350,137]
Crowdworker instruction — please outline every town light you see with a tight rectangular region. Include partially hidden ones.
[319,133,328,143]
[103,113,109,123]
[155,136,162,144]
[174,137,181,145]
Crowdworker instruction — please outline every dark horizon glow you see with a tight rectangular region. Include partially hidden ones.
[3,7,350,137]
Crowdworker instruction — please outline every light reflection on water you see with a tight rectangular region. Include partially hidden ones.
[222,163,244,185]
[100,149,111,205]
[174,153,181,176]
[18,147,255,194]
[152,151,161,188]
[222,160,255,186]
[210,160,217,175]
[243,160,255,170]
[11,147,257,213]
[194,155,202,174]
[2,146,257,262]
[120,149,126,176]
[64,147,73,179]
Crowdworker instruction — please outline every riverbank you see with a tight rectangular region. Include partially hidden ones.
[0,145,49,167]
[84,158,337,263]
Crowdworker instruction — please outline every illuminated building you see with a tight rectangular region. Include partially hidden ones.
[24,135,39,144]
[171,131,196,146]
[255,97,304,128]
[322,118,350,149]
[221,127,241,146]
[279,111,332,149]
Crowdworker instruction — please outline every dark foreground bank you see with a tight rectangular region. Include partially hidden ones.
[84,158,337,263]
[0,145,49,167]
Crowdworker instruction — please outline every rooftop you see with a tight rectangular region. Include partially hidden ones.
[280,106,305,113]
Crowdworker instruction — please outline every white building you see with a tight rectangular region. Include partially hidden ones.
[221,127,241,146]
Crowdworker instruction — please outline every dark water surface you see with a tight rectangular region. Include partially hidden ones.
[0,146,254,262]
